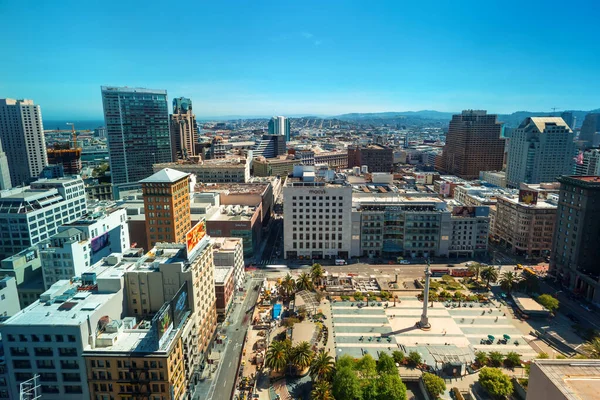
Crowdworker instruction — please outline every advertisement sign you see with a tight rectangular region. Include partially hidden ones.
[171,282,189,328]
[439,182,451,196]
[452,206,476,217]
[186,220,206,253]
[91,232,110,254]
[519,189,538,205]
[153,303,173,348]
[415,174,426,184]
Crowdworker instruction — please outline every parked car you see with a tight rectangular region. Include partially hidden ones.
[400,260,410,265]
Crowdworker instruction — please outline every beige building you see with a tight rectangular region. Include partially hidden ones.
[527,359,600,400]
[493,191,557,257]
[314,151,348,169]
[153,156,251,183]
[253,155,301,177]
[213,236,245,291]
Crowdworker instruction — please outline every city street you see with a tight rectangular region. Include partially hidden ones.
[194,276,262,400]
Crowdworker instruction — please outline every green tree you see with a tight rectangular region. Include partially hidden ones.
[332,366,363,400]
[337,354,358,370]
[488,351,504,367]
[536,294,559,312]
[407,351,422,367]
[582,336,600,359]
[481,267,499,288]
[310,349,335,382]
[499,271,520,294]
[504,352,522,368]
[311,263,324,287]
[392,351,405,364]
[361,378,379,400]
[357,354,377,379]
[422,372,446,399]
[537,352,550,359]
[376,373,407,400]
[475,351,488,367]
[265,340,290,372]
[520,273,540,293]
[296,272,314,291]
[280,274,296,299]
[376,352,397,375]
[290,341,314,372]
[311,380,334,400]
[478,367,513,398]
[468,263,482,281]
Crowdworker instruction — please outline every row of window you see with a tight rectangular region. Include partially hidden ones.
[6,334,76,342]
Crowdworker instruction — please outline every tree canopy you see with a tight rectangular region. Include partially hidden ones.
[422,372,446,398]
[478,367,513,398]
[536,294,559,312]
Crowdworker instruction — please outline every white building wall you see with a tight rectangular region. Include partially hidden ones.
[0,276,20,317]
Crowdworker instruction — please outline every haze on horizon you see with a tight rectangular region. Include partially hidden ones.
[0,0,598,120]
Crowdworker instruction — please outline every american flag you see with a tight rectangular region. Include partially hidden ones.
[574,151,584,165]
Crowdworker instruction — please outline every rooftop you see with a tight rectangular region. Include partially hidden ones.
[527,117,572,132]
[531,359,600,400]
[214,267,233,284]
[212,237,242,251]
[194,182,269,195]
[139,168,190,184]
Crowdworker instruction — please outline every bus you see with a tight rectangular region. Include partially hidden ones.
[431,268,449,277]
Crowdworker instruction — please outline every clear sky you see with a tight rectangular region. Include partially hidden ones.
[0,0,598,119]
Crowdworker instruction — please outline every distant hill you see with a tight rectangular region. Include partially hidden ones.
[335,110,455,121]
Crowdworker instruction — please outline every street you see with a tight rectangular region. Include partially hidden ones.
[194,276,262,400]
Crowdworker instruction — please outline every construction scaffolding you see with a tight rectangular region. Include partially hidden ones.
[20,374,41,400]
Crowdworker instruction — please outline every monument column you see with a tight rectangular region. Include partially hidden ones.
[419,260,432,330]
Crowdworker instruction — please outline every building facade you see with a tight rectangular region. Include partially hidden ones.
[0,98,48,186]
[579,113,600,146]
[253,156,301,177]
[506,117,575,188]
[574,148,600,176]
[253,134,287,159]
[314,151,348,169]
[153,157,251,184]
[170,97,198,160]
[140,168,191,250]
[0,140,11,190]
[214,267,234,318]
[212,237,245,291]
[347,145,394,173]
[0,276,20,318]
[268,116,291,142]
[101,87,172,189]
[549,176,600,302]
[438,110,505,179]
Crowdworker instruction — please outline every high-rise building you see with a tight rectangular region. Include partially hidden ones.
[170,97,198,160]
[253,134,287,159]
[0,139,11,190]
[0,99,48,186]
[438,110,505,179]
[560,111,576,130]
[550,176,600,302]
[506,117,575,188]
[574,148,600,176]
[100,87,172,190]
[140,168,191,250]
[268,116,291,142]
[579,113,600,146]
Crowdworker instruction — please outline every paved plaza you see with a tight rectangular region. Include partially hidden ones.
[331,298,539,366]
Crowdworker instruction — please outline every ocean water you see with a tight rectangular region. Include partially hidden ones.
[44,119,105,131]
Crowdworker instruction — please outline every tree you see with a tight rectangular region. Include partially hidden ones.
[296,272,314,292]
[280,274,296,299]
[310,349,335,382]
[536,294,559,312]
[361,378,380,400]
[520,273,540,294]
[311,380,334,400]
[499,271,520,294]
[290,341,314,373]
[488,351,504,367]
[422,373,446,399]
[407,351,422,367]
[332,366,362,400]
[392,351,405,364]
[582,336,600,359]
[475,351,488,367]
[376,352,397,375]
[376,373,407,400]
[337,354,358,370]
[265,340,290,372]
[481,267,499,288]
[478,367,513,398]
[357,354,377,379]
[537,352,550,359]
[468,263,482,281]
[311,263,324,287]
[504,352,522,368]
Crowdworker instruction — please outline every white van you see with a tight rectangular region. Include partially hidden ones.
[335,259,347,266]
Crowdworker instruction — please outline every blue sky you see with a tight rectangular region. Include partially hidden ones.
[0,0,598,119]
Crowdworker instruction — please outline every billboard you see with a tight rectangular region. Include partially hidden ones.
[171,282,189,328]
[153,302,173,349]
[186,220,206,253]
[519,189,538,205]
[91,232,110,254]
[452,206,476,217]
[439,182,451,196]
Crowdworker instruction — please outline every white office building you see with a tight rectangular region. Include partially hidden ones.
[283,166,353,260]
[0,177,87,259]
[212,237,245,291]
[574,148,600,176]
[506,117,575,188]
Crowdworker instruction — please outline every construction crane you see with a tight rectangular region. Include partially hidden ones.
[66,122,78,148]
[551,107,559,116]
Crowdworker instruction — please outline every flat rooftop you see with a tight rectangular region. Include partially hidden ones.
[500,195,557,209]
[212,237,242,251]
[511,292,548,312]
[214,267,233,284]
[195,182,268,195]
[532,359,600,400]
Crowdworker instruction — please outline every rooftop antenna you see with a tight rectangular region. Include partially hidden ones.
[550,107,559,116]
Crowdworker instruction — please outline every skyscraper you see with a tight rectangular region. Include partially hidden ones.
[438,110,505,179]
[140,168,191,250]
[560,111,576,130]
[268,116,291,142]
[579,113,600,147]
[170,97,198,159]
[506,117,575,187]
[0,99,48,186]
[0,140,11,190]
[101,87,172,190]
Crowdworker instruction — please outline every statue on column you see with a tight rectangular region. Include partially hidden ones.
[418,259,432,330]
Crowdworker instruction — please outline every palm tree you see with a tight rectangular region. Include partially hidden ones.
[265,340,290,372]
[480,266,499,288]
[280,273,296,299]
[582,337,600,359]
[499,271,520,294]
[311,380,334,400]
[468,263,482,281]
[311,263,324,287]
[309,349,335,382]
[296,272,314,292]
[290,341,315,373]
[520,273,540,294]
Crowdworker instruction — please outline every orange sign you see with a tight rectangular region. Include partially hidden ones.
[186,220,206,253]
